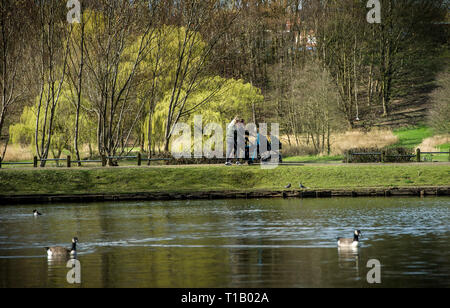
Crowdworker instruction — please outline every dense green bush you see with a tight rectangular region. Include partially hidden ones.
[384,147,416,163]
[344,147,381,163]
[345,147,415,163]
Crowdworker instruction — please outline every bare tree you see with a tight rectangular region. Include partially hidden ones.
[66,1,87,166]
[429,71,450,134]
[162,0,238,152]
[374,0,446,117]
[83,0,162,164]
[34,0,73,167]
[315,0,368,128]
[0,0,30,161]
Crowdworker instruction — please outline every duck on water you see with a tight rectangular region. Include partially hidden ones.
[33,210,42,217]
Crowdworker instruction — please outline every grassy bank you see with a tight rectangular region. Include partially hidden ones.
[392,126,434,148]
[0,165,449,196]
[283,155,344,163]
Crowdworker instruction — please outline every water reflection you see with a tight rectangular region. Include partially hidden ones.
[337,247,360,280]
[0,197,449,288]
[47,255,77,266]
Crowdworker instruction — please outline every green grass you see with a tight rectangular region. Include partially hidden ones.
[438,143,450,151]
[283,155,344,163]
[0,165,449,196]
[421,153,450,162]
[392,126,434,149]
[388,126,449,162]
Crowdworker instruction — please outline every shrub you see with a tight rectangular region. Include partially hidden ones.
[344,147,414,163]
[384,147,415,163]
[344,147,382,163]
[282,144,318,157]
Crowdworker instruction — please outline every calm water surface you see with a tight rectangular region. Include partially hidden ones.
[0,197,449,288]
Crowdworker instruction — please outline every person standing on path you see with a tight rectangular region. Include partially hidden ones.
[225,116,239,166]
[235,119,246,165]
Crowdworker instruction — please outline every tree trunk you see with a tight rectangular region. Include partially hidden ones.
[97,114,102,156]
[74,3,85,167]
[327,124,331,156]
[0,107,5,144]
[147,110,153,162]
[164,136,170,153]
[0,107,8,161]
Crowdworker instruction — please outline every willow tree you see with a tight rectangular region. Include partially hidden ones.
[10,87,95,160]
[133,25,175,160]
[146,77,263,154]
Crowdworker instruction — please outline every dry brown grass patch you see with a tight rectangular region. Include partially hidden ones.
[331,129,399,155]
[280,129,399,156]
[2,144,34,162]
[417,135,450,152]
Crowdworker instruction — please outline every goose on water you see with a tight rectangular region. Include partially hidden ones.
[338,230,362,248]
[46,238,78,258]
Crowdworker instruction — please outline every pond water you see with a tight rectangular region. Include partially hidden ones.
[0,197,449,288]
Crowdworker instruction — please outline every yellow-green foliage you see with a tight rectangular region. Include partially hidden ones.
[9,85,95,157]
[10,15,263,156]
[134,26,263,151]
[145,77,263,151]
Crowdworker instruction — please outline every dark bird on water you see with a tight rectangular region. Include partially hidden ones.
[338,230,362,248]
[46,237,79,258]
[33,210,42,217]
[299,183,307,189]
[285,184,292,189]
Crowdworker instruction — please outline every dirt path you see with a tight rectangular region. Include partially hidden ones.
[1,162,449,171]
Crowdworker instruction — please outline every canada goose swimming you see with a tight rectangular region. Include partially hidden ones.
[299,183,307,189]
[33,210,42,217]
[46,238,78,258]
[338,230,362,248]
[285,184,292,189]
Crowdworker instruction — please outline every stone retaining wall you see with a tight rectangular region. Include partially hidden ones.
[1,187,449,205]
